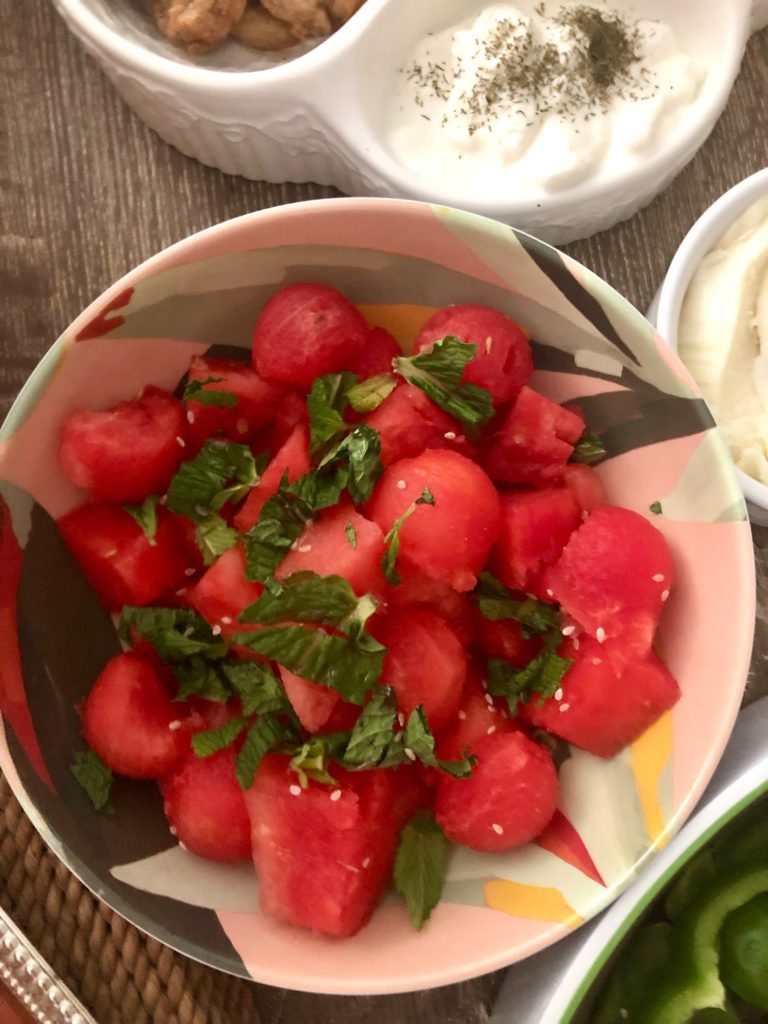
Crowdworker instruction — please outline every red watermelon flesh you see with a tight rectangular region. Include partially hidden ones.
[521,636,681,758]
[349,326,400,379]
[435,664,519,763]
[543,505,674,661]
[187,544,263,636]
[279,667,340,733]
[245,756,423,937]
[485,386,585,486]
[234,423,311,532]
[494,488,582,597]
[364,384,474,465]
[561,463,607,513]
[382,565,476,645]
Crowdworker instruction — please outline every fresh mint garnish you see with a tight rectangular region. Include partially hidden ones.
[166,440,259,522]
[346,373,397,413]
[191,717,248,758]
[571,429,607,465]
[123,494,160,546]
[394,811,449,930]
[119,606,228,662]
[194,512,239,566]
[71,749,113,812]
[183,376,238,408]
[235,715,290,789]
[382,487,437,586]
[307,372,357,457]
[473,572,560,637]
[487,634,572,715]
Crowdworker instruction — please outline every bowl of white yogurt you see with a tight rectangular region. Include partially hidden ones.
[656,168,768,525]
[51,0,755,243]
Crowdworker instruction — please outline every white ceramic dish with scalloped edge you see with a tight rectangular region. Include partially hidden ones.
[50,0,762,243]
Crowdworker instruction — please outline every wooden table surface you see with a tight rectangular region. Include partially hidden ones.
[1,4,767,1023]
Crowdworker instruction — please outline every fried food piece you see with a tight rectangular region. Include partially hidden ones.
[261,0,331,39]
[232,4,297,49]
[327,0,364,24]
[151,0,247,54]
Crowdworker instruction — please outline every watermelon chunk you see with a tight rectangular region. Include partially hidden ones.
[494,488,582,596]
[474,614,543,667]
[279,667,340,733]
[561,463,607,513]
[187,544,263,635]
[349,326,400,379]
[382,565,475,645]
[434,731,558,852]
[485,386,585,486]
[364,384,474,466]
[234,423,311,532]
[435,664,518,763]
[521,637,681,758]
[245,756,423,937]
[543,505,674,660]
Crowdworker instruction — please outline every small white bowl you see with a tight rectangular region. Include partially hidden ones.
[655,167,768,526]
[50,0,753,244]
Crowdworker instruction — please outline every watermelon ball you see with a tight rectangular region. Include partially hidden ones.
[368,449,501,592]
[412,304,533,405]
[252,283,368,390]
[435,731,559,852]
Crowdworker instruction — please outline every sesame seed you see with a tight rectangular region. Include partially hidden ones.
[175,589,186,598]
[487,725,496,735]
[179,841,188,852]
[488,704,497,714]
[176,436,186,448]
[485,336,493,354]
[184,567,196,577]
[169,825,177,836]
[485,693,494,706]
[221,615,232,625]
[168,720,182,731]
[330,789,342,802]
[397,712,405,727]
[554,688,563,701]
[572,637,580,651]
[561,625,575,636]
[592,657,602,665]
[546,589,554,598]
[491,823,504,835]
[211,624,222,636]
[652,573,665,582]
[404,748,416,762]
[396,479,407,490]
[560,702,571,712]
[186,410,195,424]
[619,1010,629,1021]
[596,627,606,643]
[661,589,670,602]
[457,710,467,720]
[298,543,312,553]
[362,857,371,869]
[104,548,118,558]
[581,509,589,520]
[500,709,509,719]
[444,431,457,440]
[289,785,302,797]
[236,418,249,435]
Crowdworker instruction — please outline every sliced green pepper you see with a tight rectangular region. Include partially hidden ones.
[718,891,768,1012]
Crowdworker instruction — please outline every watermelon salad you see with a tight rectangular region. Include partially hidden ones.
[58,283,681,938]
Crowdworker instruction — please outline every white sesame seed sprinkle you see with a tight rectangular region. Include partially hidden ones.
[546,589,554,598]
[652,573,665,583]
[169,825,177,836]
[554,688,563,701]
[572,637,580,651]
[592,657,602,666]
[560,703,571,712]
[104,548,118,558]
[289,785,302,797]
[561,625,575,636]
[444,431,456,440]
[179,841,188,852]
[186,410,195,424]
[362,857,371,869]
[330,789,342,802]
[488,704,497,714]
[396,479,407,490]
[397,712,405,727]
[298,543,312,553]
[485,693,494,706]
[211,624,222,636]
[176,436,186,448]
[487,725,496,735]
[457,710,467,720]
[485,336,493,354]
[168,720,182,731]
[661,589,670,602]
[491,823,504,835]
[236,418,249,435]
[184,567,196,577]
[221,615,232,624]
[596,627,606,643]
[404,748,416,762]
[581,509,589,520]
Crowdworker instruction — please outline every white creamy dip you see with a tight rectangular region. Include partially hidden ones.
[388,2,702,195]
[678,195,768,485]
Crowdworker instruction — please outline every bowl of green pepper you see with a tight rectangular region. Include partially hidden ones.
[539,697,768,1024]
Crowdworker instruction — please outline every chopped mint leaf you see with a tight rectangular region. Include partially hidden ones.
[235,715,288,789]
[220,661,289,717]
[487,635,572,715]
[119,606,228,662]
[571,429,607,465]
[191,717,248,758]
[183,377,238,408]
[195,512,239,566]
[402,707,475,778]
[381,488,436,587]
[166,440,258,521]
[650,501,663,515]
[71,749,113,812]
[394,811,449,930]
[307,371,357,457]
[345,523,357,548]
[289,737,339,789]
[173,657,230,703]
[393,337,494,437]
[232,625,385,705]
[346,373,397,413]
[473,572,560,637]
[319,423,383,505]
[123,494,160,546]
[240,572,368,631]
[343,687,400,769]
[242,473,316,584]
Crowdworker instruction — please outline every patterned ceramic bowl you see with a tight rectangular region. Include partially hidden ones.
[49,0,755,243]
[0,198,754,993]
